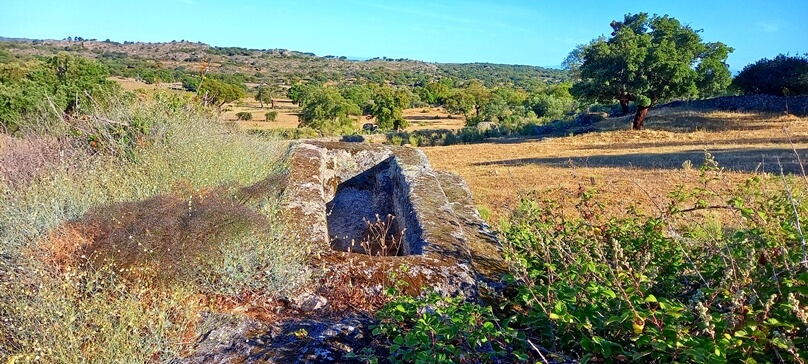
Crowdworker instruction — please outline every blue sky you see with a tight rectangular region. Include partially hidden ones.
[1,0,806,70]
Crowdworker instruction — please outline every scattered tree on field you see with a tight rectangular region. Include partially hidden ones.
[463,80,492,118]
[298,86,360,132]
[416,81,451,106]
[562,44,587,81]
[255,84,275,108]
[570,13,733,130]
[368,84,410,131]
[287,83,315,106]
[339,84,374,114]
[199,78,246,110]
[445,89,475,118]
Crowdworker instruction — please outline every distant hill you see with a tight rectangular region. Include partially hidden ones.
[0,37,567,88]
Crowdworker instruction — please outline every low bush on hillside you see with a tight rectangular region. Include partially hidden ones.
[265,110,278,121]
[248,126,320,140]
[236,111,253,120]
[367,155,808,363]
[0,92,308,361]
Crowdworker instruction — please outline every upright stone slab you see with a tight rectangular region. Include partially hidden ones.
[283,141,506,299]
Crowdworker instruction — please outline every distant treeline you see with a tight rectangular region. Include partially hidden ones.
[0,39,569,89]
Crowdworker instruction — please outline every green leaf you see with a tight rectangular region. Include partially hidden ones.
[645,294,658,303]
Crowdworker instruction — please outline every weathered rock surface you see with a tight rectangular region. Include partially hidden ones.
[175,314,375,364]
[176,141,506,363]
[282,141,506,298]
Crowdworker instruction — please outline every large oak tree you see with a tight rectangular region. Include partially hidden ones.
[298,85,360,132]
[368,84,410,131]
[571,13,733,130]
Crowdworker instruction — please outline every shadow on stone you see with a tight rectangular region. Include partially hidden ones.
[325,157,418,256]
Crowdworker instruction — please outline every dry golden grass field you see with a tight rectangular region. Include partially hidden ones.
[109,78,808,224]
[422,108,808,223]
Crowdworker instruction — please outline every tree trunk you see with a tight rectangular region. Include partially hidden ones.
[270,99,275,109]
[632,107,649,130]
[619,98,630,115]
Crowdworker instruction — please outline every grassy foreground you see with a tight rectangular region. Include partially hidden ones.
[1,97,807,363]
[0,93,309,362]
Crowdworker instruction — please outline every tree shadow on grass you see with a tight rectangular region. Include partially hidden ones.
[405,115,449,122]
[484,108,795,145]
[568,136,808,152]
[472,147,808,174]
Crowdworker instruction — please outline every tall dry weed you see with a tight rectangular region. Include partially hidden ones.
[0,92,307,361]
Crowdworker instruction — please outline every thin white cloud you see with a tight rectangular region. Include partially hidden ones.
[757,21,779,33]
[490,21,532,34]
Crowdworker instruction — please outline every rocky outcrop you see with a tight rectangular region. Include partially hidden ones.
[282,141,506,299]
[177,141,506,363]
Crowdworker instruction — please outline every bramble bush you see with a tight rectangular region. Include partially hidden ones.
[368,154,808,363]
[367,292,526,363]
[504,155,808,363]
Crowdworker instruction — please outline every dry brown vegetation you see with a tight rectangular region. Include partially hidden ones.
[422,108,808,222]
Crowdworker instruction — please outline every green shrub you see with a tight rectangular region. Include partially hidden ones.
[265,110,278,122]
[364,292,526,363]
[390,134,404,146]
[500,156,808,363]
[364,154,808,363]
[733,54,808,96]
[0,52,120,132]
[235,111,252,120]
[525,93,575,120]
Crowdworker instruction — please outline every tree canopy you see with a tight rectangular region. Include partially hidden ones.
[368,84,410,131]
[254,84,274,108]
[297,85,359,133]
[570,13,733,129]
[199,78,245,109]
[0,52,118,130]
[732,54,808,96]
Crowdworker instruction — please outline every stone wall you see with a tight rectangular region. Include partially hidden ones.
[664,95,808,116]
